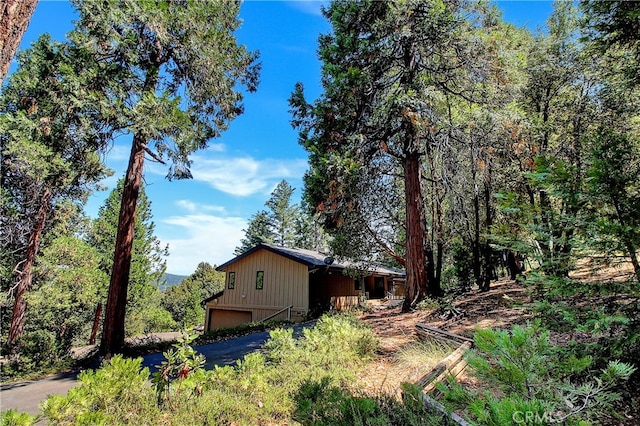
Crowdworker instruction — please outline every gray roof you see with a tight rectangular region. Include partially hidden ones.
[216,243,404,277]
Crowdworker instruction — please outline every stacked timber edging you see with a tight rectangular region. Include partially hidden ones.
[414,323,474,426]
[415,323,474,346]
[415,341,472,393]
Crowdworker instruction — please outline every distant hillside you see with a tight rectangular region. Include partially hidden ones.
[159,273,188,291]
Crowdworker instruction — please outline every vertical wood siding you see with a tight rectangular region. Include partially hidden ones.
[313,272,358,297]
[215,250,309,312]
[309,271,361,311]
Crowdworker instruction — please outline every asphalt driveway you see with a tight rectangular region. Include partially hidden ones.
[0,321,314,417]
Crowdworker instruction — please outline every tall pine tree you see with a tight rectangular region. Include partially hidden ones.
[66,0,260,356]
[290,0,484,309]
[87,178,169,336]
[1,35,110,346]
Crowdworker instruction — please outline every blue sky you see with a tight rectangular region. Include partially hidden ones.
[10,1,553,275]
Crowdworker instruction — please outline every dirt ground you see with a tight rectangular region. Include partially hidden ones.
[355,264,639,424]
[356,278,531,396]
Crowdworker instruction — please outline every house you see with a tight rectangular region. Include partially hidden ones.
[203,244,405,331]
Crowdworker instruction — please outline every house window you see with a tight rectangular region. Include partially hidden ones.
[256,271,264,290]
[228,272,235,289]
[355,278,362,291]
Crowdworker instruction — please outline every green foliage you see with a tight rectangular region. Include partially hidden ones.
[68,0,260,168]
[293,378,441,426]
[1,32,111,349]
[41,356,155,424]
[26,235,106,350]
[125,306,176,336]
[488,3,640,385]
[0,230,104,380]
[265,180,300,247]
[151,333,205,410]
[582,0,640,86]
[161,262,224,328]
[0,409,37,426]
[415,298,440,312]
[66,0,260,355]
[196,319,292,345]
[0,331,75,381]
[235,180,325,254]
[235,210,274,254]
[86,178,172,336]
[439,322,636,424]
[585,127,640,279]
[263,313,378,383]
[528,270,640,363]
[449,242,474,292]
[291,0,492,301]
[35,313,382,425]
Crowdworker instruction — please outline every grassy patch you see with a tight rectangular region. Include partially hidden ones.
[395,339,454,372]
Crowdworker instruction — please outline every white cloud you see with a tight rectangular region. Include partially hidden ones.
[190,156,308,197]
[288,1,327,17]
[160,214,247,275]
[207,143,226,152]
[104,142,131,162]
[142,152,307,197]
[176,199,226,214]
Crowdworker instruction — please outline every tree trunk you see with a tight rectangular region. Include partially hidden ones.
[506,250,519,280]
[434,238,443,296]
[426,247,435,294]
[0,0,39,84]
[89,302,102,345]
[100,134,146,357]
[426,139,443,296]
[611,197,640,282]
[624,238,640,282]
[480,179,493,292]
[402,151,428,312]
[7,187,50,345]
[472,191,481,287]
[100,60,159,357]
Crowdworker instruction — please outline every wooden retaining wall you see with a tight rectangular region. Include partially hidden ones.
[413,323,475,425]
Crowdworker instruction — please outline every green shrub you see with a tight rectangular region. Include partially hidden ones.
[41,356,156,424]
[36,312,382,425]
[196,319,292,344]
[293,377,443,426]
[1,330,74,381]
[415,298,440,312]
[438,322,636,425]
[125,305,177,337]
[263,312,379,390]
[151,333,205,410]
[0,409,37,426]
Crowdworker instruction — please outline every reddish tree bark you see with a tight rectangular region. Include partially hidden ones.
[89,302,102,345]
[402,151,429,312]
[100,57,161,357]
[0,0,39,84]
[99,135,146,357]
[8,187,51,345]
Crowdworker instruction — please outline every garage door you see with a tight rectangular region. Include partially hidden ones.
[208,309,252,330]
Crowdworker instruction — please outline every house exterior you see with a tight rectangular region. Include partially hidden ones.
[203,244,404,331]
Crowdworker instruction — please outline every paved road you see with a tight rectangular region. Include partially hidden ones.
[0,322,314,417]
